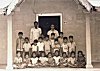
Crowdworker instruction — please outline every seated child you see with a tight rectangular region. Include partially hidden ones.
[67,36,76,55]
[58,32,64,46]
[37,37,45,56]
[13,52,23,69]
[53,50,60,66]
[68,51,77,68]
[52,39,60,53]
[47,52,55,67]
[50,33,55,47]
[39,52,48,67]
[76,51,86,68]
[44,35,52,55]
[61,37,69,55]
[23,37,31,58]
[29,52,38,67]
[22,54,31,68]
[59,52,68,67]
[31,40,38,54]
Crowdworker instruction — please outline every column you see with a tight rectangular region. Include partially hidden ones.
[6,15,13,71]
[86,13,93,68]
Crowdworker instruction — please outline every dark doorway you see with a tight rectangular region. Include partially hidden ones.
[38,16,60,37]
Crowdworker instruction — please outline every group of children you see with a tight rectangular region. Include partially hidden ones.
[13,31,86,69]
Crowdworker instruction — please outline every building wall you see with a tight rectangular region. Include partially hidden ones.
[0,0,99,64]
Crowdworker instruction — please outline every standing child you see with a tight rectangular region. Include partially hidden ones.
[68,51,77,68]
[59,52,68,67]
[16,32,24,55]
[39,52,48,67]
[77,51,86,68]
[13,52,23,69]
[67,36,76,55]
[61,37,69,56]
[58,32,64,46]
[50,33,55,47]
[44,35,52,55]
[37,37,45,56]
[23,37,31,58]
[53,50,60,66]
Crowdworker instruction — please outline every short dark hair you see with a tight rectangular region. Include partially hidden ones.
[25,37,29,41]
[59,32,63,35]
[63,37,68,40]
[34,39,38,43]
[51,33,55,36]
[18,32,23,35]
[69,35,73,39]
[54,38,58,42]
[38,37,43,40]
[70,51,75,57]
[34,21,38,24]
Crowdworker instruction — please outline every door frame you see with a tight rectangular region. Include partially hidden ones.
[36,13,63,32]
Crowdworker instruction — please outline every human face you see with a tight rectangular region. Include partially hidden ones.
[60,33,63,38]
[33,53,36,58]
[69,38,73,42]
[63,53,66,58]
[78,52,82,57]
[51,25,55,30]
[55,51,59,56]
[18,34,23,38]
[25,39,29,43]
[41,53,45,57]
[45,37,49,41]
[34,23,38,28]
[54,41,58,45]
[63,39,68,43]
[39,38,42,42]
[25,55,29,58]
[71,53,75,58]
[51,35,55,39]
[17,52,21,57]
[48,53,52,58]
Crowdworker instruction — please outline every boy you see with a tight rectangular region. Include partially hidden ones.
[16,32,24,54]
[44,35,52,55]
[67,36,76,55]
[37,37,45,56]
[13,52,23,69]
[61,37,69,55]
[50,33,55,47]
[58,32,64,46]
[23,37,31,58]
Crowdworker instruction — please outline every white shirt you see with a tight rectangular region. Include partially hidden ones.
[68,57,76,64]
[53,56,60,65]
[31,44,38,52]
[14,57,22,64]
[39,57,48,63]
[67,42,76,52]
[44,40,51,51]
[23,43,31,52]
[30,27,42,43]
[31,57,38,65]
[62,43,68,52]
[47,30,59,38]
[50,39,54,47]
[37,42,44,51]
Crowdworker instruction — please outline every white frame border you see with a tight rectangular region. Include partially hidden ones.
[36,13,63,32]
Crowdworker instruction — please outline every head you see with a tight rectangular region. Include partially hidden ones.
[45,35,49,41]
[69,35,73,42]
[51,24,55,30]
[55,50,59,57]
[17,52,21,58]
[54,39,58,45]
[25,54,29,59]
[34,40,38,45]
[78,51,84,57]
[48,52,52,58]
[40,33,45,39]
[59,32,63,38]
[34,21,38,29]
[62,52,67,58]
[38,37,43,43]
[18,32,23,38]
[51,33,55,39]
[63,37,68,43]
[25,37,29,43]
[70,51,75,58]
[32,52,37,58]
[41,52,45,57]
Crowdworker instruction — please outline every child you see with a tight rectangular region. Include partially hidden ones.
[52,39,60,53]
[16,32,24,54]
[39,52,48,67]
[68,51,77,68]
[67,36,76,55]
[77,51,86,68]
[53,50,60,66]
[31,40,38,54]
[44,35,52,55]
[29,52,38,67]
[13,52,23,69]
[23,37,31,58]
[50,33,55,47]
[61,37,69,55]
[47,52,55,67]
[37,37,45,56]
[58,32,64,46]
